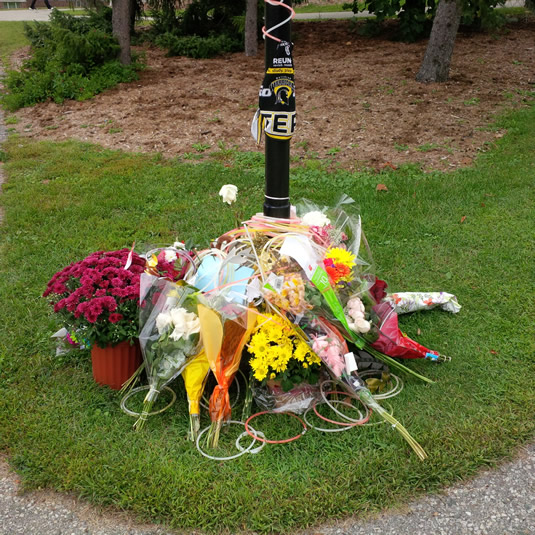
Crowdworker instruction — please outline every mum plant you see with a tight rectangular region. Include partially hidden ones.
[248,313,322,392]
[43,248,145,348]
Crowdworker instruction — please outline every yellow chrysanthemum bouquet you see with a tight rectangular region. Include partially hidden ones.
[248,313,322,393]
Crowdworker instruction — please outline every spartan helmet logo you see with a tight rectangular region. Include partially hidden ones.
[270,78,294,106]
[277,40,292,57]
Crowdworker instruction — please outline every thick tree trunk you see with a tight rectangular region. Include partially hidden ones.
[416,0,462,83]
[112,0,132,66]
[245,0,258,57]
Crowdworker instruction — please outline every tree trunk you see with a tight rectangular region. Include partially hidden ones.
[416,0,462,83]
[245,0,258,57]
[112,0,132,66]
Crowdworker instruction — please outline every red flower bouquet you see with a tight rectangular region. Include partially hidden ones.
[43,249,145,348]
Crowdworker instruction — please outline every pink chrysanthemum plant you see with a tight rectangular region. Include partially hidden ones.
[43,249,145,348]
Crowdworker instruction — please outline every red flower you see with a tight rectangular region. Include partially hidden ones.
[369,277,388,304]
[43,249,143,344]
[324,259,351,284]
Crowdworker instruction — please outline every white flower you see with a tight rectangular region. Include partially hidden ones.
[345,296,370,333]
[173,241,186,250]
[219,184,238,205]
[155,312,172,334]
[163,249,177,262]
[347,296,366,316]
[353,317,371,334]
[302,210,331,227]
[168,307,200,341]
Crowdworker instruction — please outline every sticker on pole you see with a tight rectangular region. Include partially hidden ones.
[251,39,296,143]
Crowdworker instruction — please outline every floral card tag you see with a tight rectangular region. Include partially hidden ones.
[265,273,284,293]
[344,352,358,374]
[279,235,319,280]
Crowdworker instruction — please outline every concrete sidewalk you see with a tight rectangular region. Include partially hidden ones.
[0,443,533,534]
[0,7,55,21]
[0,7,361,22]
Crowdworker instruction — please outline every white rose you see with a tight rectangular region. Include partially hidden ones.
[163,249,177,262]
[348,307,364,321]
[173,241,186,250]
[169,307,200,341]
[155,312,172,334]
[354,317,371,333]
[219,184,238,205]
[347,297,366,318]
[348,296,365,316]
[302,210,331,227]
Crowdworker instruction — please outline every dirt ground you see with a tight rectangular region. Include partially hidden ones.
[10,16,535,171]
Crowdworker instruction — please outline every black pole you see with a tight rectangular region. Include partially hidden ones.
[263,0,292,219]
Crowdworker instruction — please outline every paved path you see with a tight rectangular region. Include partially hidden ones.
[0,443,533,535]
[0,8,361,22]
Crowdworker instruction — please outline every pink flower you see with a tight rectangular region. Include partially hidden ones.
[312,335,346,377]
[43,249,143,344]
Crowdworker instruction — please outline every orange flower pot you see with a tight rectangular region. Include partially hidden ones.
[91,340,142,390]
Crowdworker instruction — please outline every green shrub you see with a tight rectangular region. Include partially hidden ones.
[1,9,143,111]
[343,0,508,42]
[155,32,241,58]
[2,59,141,110]
[144,0,259,57]
[344,0,436,41]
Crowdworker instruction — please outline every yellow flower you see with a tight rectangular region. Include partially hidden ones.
[248,312,321,383]
[325,247,356,269]
[293,341,309,362]
[248,331,269,357]
[306,351,322,366]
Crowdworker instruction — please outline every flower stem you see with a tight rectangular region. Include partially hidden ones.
[207,420,222,449]
[133,386,158,431]
[241,369,254,422]
[188,414,201,442]
[358,388,428,461]
[119,361,146,396]
[364,344,435,385]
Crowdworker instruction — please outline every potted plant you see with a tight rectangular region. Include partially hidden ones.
[43,248,145,389]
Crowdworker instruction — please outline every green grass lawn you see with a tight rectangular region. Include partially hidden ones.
[0,21,29,65]
[0,103,534,533]
[295,3,347,13]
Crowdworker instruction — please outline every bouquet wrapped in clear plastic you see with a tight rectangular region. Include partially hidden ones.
[134,279,201,430]
[294,314,428,460]
[246,311,323,414]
